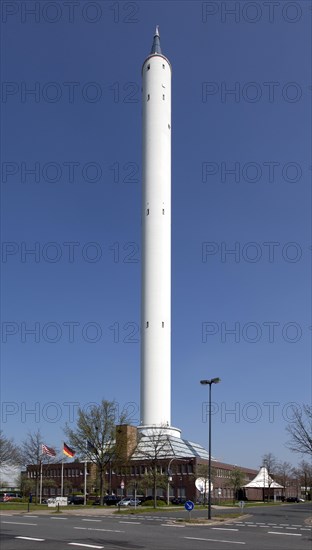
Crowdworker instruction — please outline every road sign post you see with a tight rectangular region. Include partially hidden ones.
[185,500,194,521]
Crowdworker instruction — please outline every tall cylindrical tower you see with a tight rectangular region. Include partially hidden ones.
[140,28,177,432]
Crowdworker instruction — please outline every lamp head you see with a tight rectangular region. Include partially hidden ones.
[200,378,221,385]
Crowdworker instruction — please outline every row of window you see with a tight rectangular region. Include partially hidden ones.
[146,208,165,215]
[147,94,166,101]
[145,322,165,328]
[110,464,194,476]
[147,63,166,71]
[28,468,82,479]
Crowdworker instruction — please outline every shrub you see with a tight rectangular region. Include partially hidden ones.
[144,499,167,507]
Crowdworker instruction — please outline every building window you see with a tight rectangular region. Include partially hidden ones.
[147,94,150,101]
[168,124,171,129]
[162,208,164,214]
[162,94,165,100]
[147,65,150,70]
[147,208,149,215]
[146,322,149,328]
[162,64,165,69]
[162,322,164,328]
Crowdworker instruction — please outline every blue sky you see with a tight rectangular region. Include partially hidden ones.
[1,0,311,471]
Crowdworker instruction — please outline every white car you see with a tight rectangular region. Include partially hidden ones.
[118,498,141,507]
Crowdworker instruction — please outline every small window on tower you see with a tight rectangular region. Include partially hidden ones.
[168,124,171,129]
[162,94,165,100]
[147,65,150,70]
[146,322,149,328]
[162,64,165,69]
[146,208,149,215]
[147,94,150,101]
[162,322,164,328]
[162,209,165,215]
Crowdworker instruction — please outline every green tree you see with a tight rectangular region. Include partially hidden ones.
[133,428,171,508]
[228,468,245,504]
[64,399,128,505]
[194,463,216,505]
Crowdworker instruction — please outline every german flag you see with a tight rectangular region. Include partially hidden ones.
[63,442,75,458]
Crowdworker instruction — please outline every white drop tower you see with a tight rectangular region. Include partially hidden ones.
[140,27,180,438]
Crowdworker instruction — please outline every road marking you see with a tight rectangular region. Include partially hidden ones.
[184,537,246,545]
[119,521,141,524]
[81,519,101,522]
[68,544,104,549]
[280,523,289,526]
[286,527,298,530]
[26,515,38,518]
[268,532,302,537]
[291,524,301,527]
[300,528,311,531]
[2,521,37,526]
[161,524,185,527]
[212,528,239,532]
[16,537,45,542]
[51,517,68,520]
[255,523,265,525]
[267,523,276,525]
[73,527,124,533]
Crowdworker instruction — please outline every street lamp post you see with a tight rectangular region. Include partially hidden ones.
[200,377,221,520]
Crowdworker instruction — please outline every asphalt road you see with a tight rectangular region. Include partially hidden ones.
[1,504,311,550]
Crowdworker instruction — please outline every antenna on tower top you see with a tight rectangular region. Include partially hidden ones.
[150,26,162,55]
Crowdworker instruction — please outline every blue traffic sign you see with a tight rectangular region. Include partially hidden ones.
[185,500,194,511]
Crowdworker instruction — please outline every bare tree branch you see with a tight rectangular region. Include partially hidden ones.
[0,431,21,468]
[286,405,312,457]
[64,399,129,505]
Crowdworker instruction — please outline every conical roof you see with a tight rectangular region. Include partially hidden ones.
[243,466,283,488]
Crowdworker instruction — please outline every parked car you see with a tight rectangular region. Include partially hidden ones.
[104,495,121,506]
[286,497,300,503]
[68,495,84,505]
[118,498,141,507]
[171,497,187,505]
[92,495,121,506]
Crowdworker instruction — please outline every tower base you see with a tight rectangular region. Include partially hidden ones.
[137,425,181,439]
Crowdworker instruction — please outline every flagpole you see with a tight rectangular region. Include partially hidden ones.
[84,439,88,506]
[39,461,43,504]
[61,459,64,497]
[84,460,87,505]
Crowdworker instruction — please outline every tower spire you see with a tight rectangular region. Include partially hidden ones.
[150,25,162,55]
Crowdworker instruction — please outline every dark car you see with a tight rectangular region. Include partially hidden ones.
[286,497,300,503]
[92,495,120,506]
[68,495,84,505]
[171,497,187,505]
[104,495,121,506]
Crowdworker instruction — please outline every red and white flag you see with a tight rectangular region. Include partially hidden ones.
[42,444,56,457]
